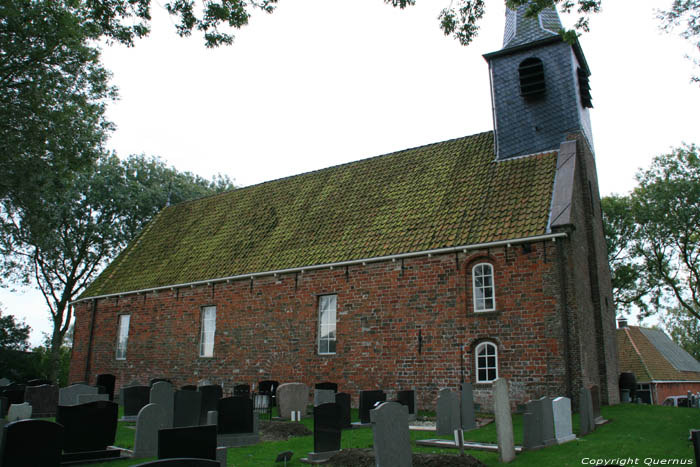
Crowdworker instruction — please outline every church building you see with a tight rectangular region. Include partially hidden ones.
[69,5,620,409]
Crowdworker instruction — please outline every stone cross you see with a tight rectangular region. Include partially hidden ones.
[552,396,575,444]
[133,403,167,458]
[493,378,515,463]
[371,401,412,467]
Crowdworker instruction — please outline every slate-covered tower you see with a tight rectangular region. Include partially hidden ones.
[484,4,593,159]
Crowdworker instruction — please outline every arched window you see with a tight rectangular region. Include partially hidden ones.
[475,342,498,383]
[518,57,545,100]
[472,263,495,312]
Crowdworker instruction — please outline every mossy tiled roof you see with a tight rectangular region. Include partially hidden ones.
[81,131,558,298]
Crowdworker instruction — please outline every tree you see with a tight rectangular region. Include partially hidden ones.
[664,305,700,361]
[659,0,700,82]
[0,312,31,351]
[1,0,116,211]
[0,154,234,380]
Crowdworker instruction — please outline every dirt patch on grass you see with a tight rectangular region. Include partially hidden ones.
[258,420,312,441]
[328,448,486,467]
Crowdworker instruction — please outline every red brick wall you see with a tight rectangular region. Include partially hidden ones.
[70,242,571,410]
[654,382,700,405]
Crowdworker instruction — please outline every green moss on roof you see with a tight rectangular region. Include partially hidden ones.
[81,131,557,298]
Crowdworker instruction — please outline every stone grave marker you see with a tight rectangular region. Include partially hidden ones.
[303,402,342,463]
[0,396,8,418]
[56,400,120,462]
[198,384,223,425]
[150,378,172,387]
[24,384,58,418]
[315,382,338,392]
[180,384,197,391]
[151,381,175,428]
[59,383,98,406]
[552,396,575,444]
[522,399,544,450]
[314,389,336,407]
[335,392,352,428]
[26,379,52,386]
[493,378,515,463]
[0,378,11,387]
[395,390,417,422]
[158,424,217,461]
[123,385,151,419]
[96,374,116,401]
[233,384,251,398]
[78,393,109,404]
[371,401,412,467]
[0,385,25,405]
[436,388,460,436]
[579,386,595,436]
[133,403,167,458]
[174,389,202,427]
[461,383,476,430]
[277,383,309,420]
[0,419,64,467]
[7,402,32,421]
[358,390,386,424]
[216,396,259,447]
[540,397,556,446]
[691,430,699,467]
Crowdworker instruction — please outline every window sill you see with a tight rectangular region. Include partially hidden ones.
[318,353,336,357]
[469,309,502,318]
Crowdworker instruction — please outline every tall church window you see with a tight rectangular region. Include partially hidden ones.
[473,263,495,312]
[115,314,130,360]
[318,294,337,355]
[518,57,546,100]
[199,306,216,358]
[475,341,498,383]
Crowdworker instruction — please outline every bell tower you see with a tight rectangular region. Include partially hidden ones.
[484,4,594,160]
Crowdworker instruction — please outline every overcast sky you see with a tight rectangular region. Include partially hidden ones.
[3,0,699,345]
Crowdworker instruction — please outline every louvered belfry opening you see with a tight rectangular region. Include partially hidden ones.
[577,67,593,108]
[518,57,546,100]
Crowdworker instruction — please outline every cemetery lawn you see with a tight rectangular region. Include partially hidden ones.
[86,404,697,466]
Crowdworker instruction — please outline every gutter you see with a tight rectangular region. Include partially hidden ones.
[70,232,568,305]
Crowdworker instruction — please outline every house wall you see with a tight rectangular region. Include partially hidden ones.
[654,382,700,405]
[70,241,574,410]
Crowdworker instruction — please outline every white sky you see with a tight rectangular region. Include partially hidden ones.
[3,0,699,346]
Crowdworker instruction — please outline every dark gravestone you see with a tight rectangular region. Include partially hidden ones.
[313,403,342,454]
[0,385,25,405]
[315,382,338,392]
[151,378,173,387]
[124,385,151,417]
[233,384,251,398]
[522,399,544,450]
[158,425,217,460]
[174,390,202,427]
[0,419,64,467]
[335,393,352,428]
[396,390,415,416]
[198,385,223,425]
[181,385,197,391]
[56,400,119,453]
[26,379,52,387]
[24,384,58,418]
[96,374,116,402]
[358,390,386,424]
[540,397,556,446]
[691,430,699,467]
[590,385,603,423]
[217,397,254,434]
[0,396,7,418]
[133,459,220,467]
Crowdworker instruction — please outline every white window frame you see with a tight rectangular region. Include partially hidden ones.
[199,306,216,358]
[475,341,498,383]
[115,314,130,360]
[472,263,496,312]
[318,295,337,355]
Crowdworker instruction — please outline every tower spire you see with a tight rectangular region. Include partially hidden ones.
[503,4,563,49]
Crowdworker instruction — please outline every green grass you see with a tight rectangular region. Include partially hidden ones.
[84,404,698,466]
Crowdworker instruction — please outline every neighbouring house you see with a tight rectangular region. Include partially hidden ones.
[68,5,619,410]
[617,319,700,405]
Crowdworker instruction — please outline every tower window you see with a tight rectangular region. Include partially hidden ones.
[577,67,593,108]
[518,57,546,100]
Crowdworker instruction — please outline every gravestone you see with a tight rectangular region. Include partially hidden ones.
[96,374,116,401]
[493,378,515,463]
[522,399,544,450]
[436,388,460,436]
[303,402,342,463]
[150,378,172,387]
[133,403,167,458]
[198,385,223,425]
[216,396,259,447]
[277,383,309,420]
[461,383,476,430]
[315,382,338,392]
[174,390,202,427]
[540,397,556,446]
[233,384,251,398]
[56,400,120,462]
[552,397,575,444]
[7,402,32,421]
[0,385,25,405]
[590,385,606,424]
[396,390,417,422]
[691,430,699,467]
[158,424,217,461]
[0,419,64,467]
[371,402,411,467]
[335,392,352,428]
[59,383,98,406]
[358,390,386,424]
[0,378,11,387]
[124,385,152,419]
[78,393,109,404]
[579,386,595,436]
[24,384,58,418]
[151,381,175,428]
[314,389,336,407]
[0,396,8,418]
[26,379,52,386]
